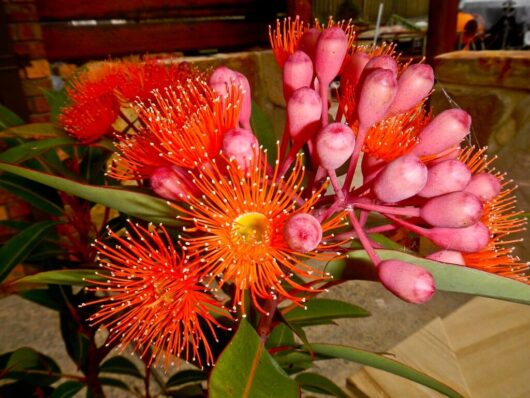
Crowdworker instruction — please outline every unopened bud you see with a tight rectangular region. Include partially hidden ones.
[411,109,471,157]
[389,64,434,115]
[464,172,501,202]
[235,71,252,130]
[299,28,321,62]
[340,52,370,90]
[284,213,323,252]
[314,27,348,85]
[364,55,399,76]
[421,191,483,228]
[283,51,314,100]
[427,222,490,253]
[150,166,197,200]
[287,87,322,144]
[426,250,466,265]
[222,128,258,171]
[315,122,356,170]
[378,260,435,304]
[374,154,428,203]
[418,159,472,198]
[357,69,398,128]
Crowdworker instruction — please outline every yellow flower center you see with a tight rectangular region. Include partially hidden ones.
[232,212,271,247]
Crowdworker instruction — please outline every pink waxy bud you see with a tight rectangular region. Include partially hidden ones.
[150,166,197,200]
[287,87,322,144]
[357,69,398,128]
[340,52,370,90]
[428,222,490,252]
[299,28,321,61]
[234,71,252,130]
[374,155,428,203]
[418,159,472,198]
[411,109,471,157]
[314,27,348,85]
[389,64,434,115]
[421,191,483,228]
[378,260,435,304]
[364,55,399,76]
[426,250,466,265]
[464,172,502,202]
[315,122,356,170]
[283,51,314,100]
[284,213,323,253]
[222,127,258,171]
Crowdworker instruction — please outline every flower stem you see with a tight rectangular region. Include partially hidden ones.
[347,207,381,266]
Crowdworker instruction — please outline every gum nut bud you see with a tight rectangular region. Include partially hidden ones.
[428,222,490,253]
[287,87,322,143]
[283,51,314,100]
[426,250,465,265]
[222,127,258,170]
[464,172,502,202]
[421,191,483,228]
[389,64,434,115]
[411,109,471,157]
[357,68,398,128]
[374,155,428,203]
[364,55,399,76]
[208,66,238,96]
[299,28,321,62]
[314,27,348,84]
[315,122,356,170]
[234,71,252,129]
[378,260,435,304]
[340,52,370,89]
[150,166,196,200]
[418,159,472,198]
[284,213,323,253]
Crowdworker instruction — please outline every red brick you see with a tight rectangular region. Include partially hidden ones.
[29,112,51,123]
[21,77,52,96]
[13,41,46,58]
[8,22,42,41]
[5,3,38,22]
[27,95,50,113]
[24,59,50,79]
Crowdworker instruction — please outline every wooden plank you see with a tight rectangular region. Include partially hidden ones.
[426,0,458,64]
[36,0,259,20]
[42,20,268,60]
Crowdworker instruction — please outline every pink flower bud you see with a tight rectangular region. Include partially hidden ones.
[421,191,483,228]
[283,51,314,100]
[411,109,471,157]
[340,52,370,90]
[374,155,428,203]
[287,87,322,144]
[464,172,502,202]
[315,122,356,170]
[426,250,465,265]
[222,127,258,171]
[364,55,399,76]
[418,159,472,198]
[283,213,323,253]
[388,64,434,115]
[357,69,398,128]
[427,222,490,252]
[299,28,321,62]
[150,166,197,200]
[314,27,348,85]
[235,71,252,130]
[378,260,435,304]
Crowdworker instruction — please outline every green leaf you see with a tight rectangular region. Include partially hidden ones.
[19,288,62,311]
[209,319,299,398]
[0,174,63,216]
[295,372,349,397]
[100,356,143,379]
[4,347,61,386]
[327,249,530,305]
[250,101,277,163]
[283,298,370,327]
[0,162,179,225]
[266,323,295,349]
[12,269,103,287]
[166,384,205,397]
[2,122,65,138]
[52,381,85,398]
[0,104,24,128]
[304,344,464,398]
[165,369,207,388]
[99,377,131,391]
[43,88,68,123]
[0,137,75,164]
[60,309,89,367]
[0,221,60,283]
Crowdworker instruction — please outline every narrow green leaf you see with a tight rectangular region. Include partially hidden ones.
[251,101,277,163]
[304,344,464,398]
[166,383,205,397]
[0,221,59,283]
[51,381,85,398]
[327,249,530,305]
[0,175,63,216]
[2,122,65,138]
[0,137,75,163]
[266,323,295,349]
[11,269,103,287]
[100,356,143,379]
[43,88,68,123]
[295,372,349,397]
[165,369,207,388]
[0,162,179,225]
[0,104,24,128]
[99,377,131,391]
[284,298,370,326]
[209,319,299,398]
